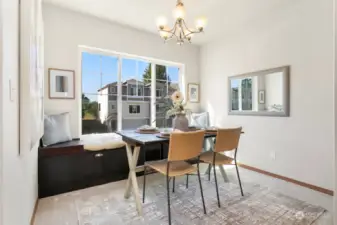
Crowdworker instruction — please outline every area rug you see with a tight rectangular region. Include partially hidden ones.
[75,175,325,225]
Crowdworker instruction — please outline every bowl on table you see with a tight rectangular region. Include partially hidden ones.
[156,128,173,138]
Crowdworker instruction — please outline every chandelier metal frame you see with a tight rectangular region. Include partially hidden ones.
[157,0,204,45]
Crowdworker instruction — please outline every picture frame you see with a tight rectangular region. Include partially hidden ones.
[187,83,200,103]
[259,90,265,104]
[48,68,75,99]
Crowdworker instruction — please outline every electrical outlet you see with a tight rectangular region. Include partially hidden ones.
[270,151,276,160]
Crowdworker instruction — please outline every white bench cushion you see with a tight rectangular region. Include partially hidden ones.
[81,133,125,151]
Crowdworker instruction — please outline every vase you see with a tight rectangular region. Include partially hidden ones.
[172,114,189,131]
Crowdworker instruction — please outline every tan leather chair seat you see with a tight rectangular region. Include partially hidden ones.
[200,151,235,165]
[146,160,197,177]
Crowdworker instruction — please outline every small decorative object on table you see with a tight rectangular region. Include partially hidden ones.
[157,128,172,138]
[166,91,190,131]
[136,125,159,134]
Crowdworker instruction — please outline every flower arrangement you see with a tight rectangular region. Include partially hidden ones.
[166,91,189,118]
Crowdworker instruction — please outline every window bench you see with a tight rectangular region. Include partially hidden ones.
[38,136,167,198]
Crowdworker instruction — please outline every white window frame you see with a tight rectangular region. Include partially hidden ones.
[78,45,185,134]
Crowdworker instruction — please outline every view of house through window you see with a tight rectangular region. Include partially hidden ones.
[81,52,180,134]
[82,53,118,134]
[155,64,179,127]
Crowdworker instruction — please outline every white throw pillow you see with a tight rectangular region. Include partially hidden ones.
[189,112,209,128]
[42,112,72,146]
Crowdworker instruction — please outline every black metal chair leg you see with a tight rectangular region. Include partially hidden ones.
[186,174,189,189]
[213,164,221,208]
[235,163,244,196]
[143,166,146,203]
[172,177,175,193]
[197,159,207,215]
[166,174,172,225]
[208,164,211,181]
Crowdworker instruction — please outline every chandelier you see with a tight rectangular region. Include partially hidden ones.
[156,0,206,45]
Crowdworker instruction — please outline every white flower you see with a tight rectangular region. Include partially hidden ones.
[171,91,183,103]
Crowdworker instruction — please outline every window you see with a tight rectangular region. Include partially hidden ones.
[110,86,116,93]
[129,105,140,114]
[138,87,143,96]
[156,89,163,98]
[241,78,252,110]
[230,78,252,111]
[156,103,165,112]
[82,52,182,134]
[121,59,151,129]
[81,52,118,134]
[130,85,137,96]
[155,65,180,128]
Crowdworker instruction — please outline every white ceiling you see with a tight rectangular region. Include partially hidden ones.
[42,0,293,45]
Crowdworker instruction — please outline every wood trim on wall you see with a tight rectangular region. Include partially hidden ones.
[238,163,334,196]
[30,199,39,225]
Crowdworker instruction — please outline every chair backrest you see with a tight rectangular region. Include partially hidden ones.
[168,130,205,161]
[214,127,242,152]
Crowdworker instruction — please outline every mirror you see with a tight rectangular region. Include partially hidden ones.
[228,66,290,117]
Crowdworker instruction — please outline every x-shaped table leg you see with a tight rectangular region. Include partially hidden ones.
[124,144,143,215]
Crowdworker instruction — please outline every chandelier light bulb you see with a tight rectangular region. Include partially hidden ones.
[159,30,169,39]
[156,16,167,29]
[196,18,206,30]
[173,3,185,19]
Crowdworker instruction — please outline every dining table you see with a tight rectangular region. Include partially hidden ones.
[116,129,231,215]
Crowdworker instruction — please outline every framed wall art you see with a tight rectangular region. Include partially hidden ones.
[48,68,75,99]
[187,83,200,103]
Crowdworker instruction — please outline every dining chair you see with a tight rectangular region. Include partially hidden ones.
[200,127,243,208]
[143,130,207,225]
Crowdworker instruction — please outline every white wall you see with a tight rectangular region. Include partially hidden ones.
[43,4,200,138]
[0,0,38,224]
[333,0,337,220]
[200,0,334,192]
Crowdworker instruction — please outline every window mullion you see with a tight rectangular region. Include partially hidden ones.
[117,56,122,131]
[238,79,242,111]
[151,64,156,127]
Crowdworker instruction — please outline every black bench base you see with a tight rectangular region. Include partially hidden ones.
[38,140,167,198]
